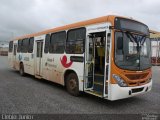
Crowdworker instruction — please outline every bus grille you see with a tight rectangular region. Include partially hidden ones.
[125,73,148,80]
[124,72,150,86]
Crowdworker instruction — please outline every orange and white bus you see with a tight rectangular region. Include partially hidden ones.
[8,15,152,101]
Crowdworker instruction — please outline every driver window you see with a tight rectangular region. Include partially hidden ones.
[88,37,93,61]
[115,32,124,61]
[107,33,111,63]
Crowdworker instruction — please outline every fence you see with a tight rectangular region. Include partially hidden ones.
[0,47,8,56]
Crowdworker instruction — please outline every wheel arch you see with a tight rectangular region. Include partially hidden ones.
[63,69,78,87]
[19,61,23,68]
[20,61,23,64]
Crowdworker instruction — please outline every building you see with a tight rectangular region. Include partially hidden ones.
[0,41,9,56]
[150,30,160,65]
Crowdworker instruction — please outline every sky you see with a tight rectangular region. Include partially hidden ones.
[0,0,160,41]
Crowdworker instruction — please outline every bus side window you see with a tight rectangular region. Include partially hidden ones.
[66,27,86,54]
[24,38,29,53]
[20,38,29,53]
[44,34,50,53]
[28,37,34,53]
[9,41,13,52]
[17,40,22,53]
[21,39,24,53]
[50,31,66,54]
[14,44,17,55]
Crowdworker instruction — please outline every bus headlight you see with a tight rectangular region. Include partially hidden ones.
[147,78,152,83]
[113,74,128,87]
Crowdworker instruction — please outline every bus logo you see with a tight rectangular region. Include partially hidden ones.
[60,55,73,68]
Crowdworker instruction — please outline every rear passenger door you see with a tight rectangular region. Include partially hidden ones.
[13,43,18,68]
[35,40,44,76]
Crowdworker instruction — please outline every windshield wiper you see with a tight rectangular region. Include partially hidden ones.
[125,31,140,52]
[125,31,147,52]
[140,36,147,45]
[126,31,136,42]
[126,31,146,44]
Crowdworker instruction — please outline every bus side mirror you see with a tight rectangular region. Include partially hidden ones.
[117,37,123,50]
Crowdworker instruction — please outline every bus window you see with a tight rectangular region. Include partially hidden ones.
[115,32,124,62]
[50,31,66,54]
[28,37,34,53]
[21,39,24,53]
[44,34,50,53]
[9,41,13,52]
[14,45,17,55]
[17,40,22,53]
[66,28,86,54]
[22,38,29,53]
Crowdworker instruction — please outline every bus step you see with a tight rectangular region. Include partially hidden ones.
[93,82,108,94]
[85,90,103,97]
[94,73,104,76]
[93,83,103,93]
[94,75,104,83]
[94,81,103,86]
[94,81,108,86]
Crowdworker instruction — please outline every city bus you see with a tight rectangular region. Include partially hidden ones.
[8,15,152,101]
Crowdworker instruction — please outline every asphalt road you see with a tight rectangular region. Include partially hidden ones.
[0,56,159,115]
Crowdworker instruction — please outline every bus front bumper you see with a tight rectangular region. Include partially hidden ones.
[108,80,152,101]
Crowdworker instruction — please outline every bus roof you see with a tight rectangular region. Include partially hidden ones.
[13,15,139,40]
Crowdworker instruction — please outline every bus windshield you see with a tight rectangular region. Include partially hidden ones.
[115,17,149,35]
[115,31,151,71]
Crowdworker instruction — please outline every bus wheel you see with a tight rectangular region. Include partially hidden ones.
[66,73,79,96]
[19,63,25,76]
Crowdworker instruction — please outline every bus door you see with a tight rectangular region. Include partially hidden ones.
[85,30,110,97]
[13,44,17,68]
[35,40,43,76]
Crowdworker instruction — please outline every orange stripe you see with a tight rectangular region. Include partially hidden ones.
[12,15,130,41]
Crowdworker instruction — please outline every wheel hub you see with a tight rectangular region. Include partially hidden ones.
[69,79,77,90]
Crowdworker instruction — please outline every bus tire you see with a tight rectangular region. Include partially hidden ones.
[19,63,25,76]
[66,73,79,96]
